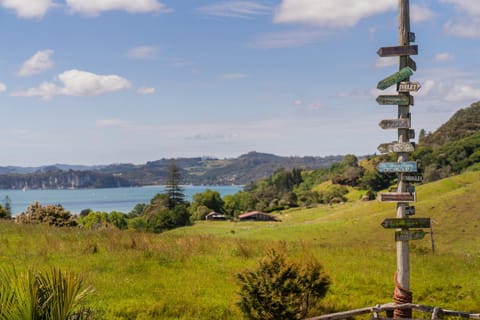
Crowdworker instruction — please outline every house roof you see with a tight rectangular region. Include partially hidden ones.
[238,211,272,219]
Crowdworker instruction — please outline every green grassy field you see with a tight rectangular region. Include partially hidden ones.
[0,172,479,319]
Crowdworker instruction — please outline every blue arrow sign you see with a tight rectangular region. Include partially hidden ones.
[377,162,417,173]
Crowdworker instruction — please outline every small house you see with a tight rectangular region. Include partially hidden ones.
[238,211,277,221]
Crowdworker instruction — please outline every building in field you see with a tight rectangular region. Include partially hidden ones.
[238,211,277,221]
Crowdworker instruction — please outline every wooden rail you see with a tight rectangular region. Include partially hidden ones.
[304,303,480,320]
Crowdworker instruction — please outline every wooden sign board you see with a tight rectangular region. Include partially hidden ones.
[377,161,417,173]
[398,81,421,92]
[379,118,411,129]
[377,67,414,90]
[408,57,417,71]
[408,32,416,43]
[405,206,416,216]
[395,229,426,241]
[381,217,430,229]
[376,95,411,105]
[379,192,416,202]
[377,142,414,154]
[377,45,418,57]
[402,174,423,182]
[408,129,415,139]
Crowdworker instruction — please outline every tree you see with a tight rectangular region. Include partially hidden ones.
[165,160,185,209]
[16,202,77,227]
[3,195,12,218]
[237,249,330,320]
[190,189,225,220]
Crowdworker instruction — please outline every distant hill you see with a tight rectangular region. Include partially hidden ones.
[0,152,343,189]
[421,101,480,147]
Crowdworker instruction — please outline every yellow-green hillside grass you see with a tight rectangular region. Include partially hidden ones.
[0,171,479,319]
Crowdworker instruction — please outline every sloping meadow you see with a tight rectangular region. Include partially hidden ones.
[0,171,479,319]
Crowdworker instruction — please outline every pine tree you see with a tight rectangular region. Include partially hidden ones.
[165,160,185,209]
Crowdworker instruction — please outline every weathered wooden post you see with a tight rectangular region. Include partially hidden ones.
[395,1,413,318]
[375,0,431,318]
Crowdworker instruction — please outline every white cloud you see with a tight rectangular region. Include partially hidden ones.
[434,52,453,62]
[251,30,325,48]
[441,0,480,38]
[411,4,435,23]
[441,0,480,15]
[198,1,271,19]
[0,0,54,18]
[127,46,159,59]
[445,84,480,102]
[66,0,171,16]
[444,18,480,38]
[274,0,396,28]
[12,69,131,100]
[0,83,6,92]
[374,56,397,69]
[18,49,54,77]
[137,86,155,94]
[218,73,247,80]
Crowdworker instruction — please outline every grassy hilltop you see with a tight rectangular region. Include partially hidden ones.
[1,170,479,319]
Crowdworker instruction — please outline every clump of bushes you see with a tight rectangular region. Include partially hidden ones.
[15,202,77,227]
[237,249,330,320]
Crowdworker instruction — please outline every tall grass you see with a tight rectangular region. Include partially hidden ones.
[0,172,478,318]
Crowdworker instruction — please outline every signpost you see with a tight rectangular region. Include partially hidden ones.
[377,161,417,173]
[377,67,414,90]
[398,81,421,92]
[379,192,416,202]
[377,142,414,153]
[377,45,418,57]
[395,229,426,241]
[381,218,431,229]
[379,118,411,129]
[405,206,415,216]
[402,174,423,182]
[376,95,412,105]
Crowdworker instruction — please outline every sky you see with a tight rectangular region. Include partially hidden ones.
[0,0,479,166]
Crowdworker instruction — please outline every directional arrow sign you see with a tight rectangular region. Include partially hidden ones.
[408,57,417,71]
[408,129,415,139]
[381,218,431,229]
[377,67,414,90]
[379,192,416,202]
[377,45,418,57]
[402,174,423,183]
[377,161,417,173]
[379,118,411,129]
[377,142,415,154]
[398,81,421,92]
[395,229,426,241]
[376,95,411,105]
[405,206,416,216]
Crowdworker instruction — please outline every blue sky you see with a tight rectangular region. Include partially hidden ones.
[0,0,479,166]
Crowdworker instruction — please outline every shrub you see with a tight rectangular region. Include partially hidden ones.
[237,249,330,320]
[15,202,77,227]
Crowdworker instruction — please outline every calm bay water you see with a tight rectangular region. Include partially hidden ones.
[0,185,243,215]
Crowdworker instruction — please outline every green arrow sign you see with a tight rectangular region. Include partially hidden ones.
[377,67,414,90]
[381,218,431,229]
[377,161,417,173]
[376,95,411,105]
[395,229,426,241]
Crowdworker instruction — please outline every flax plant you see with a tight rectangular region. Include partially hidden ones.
[0,266,94,320]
